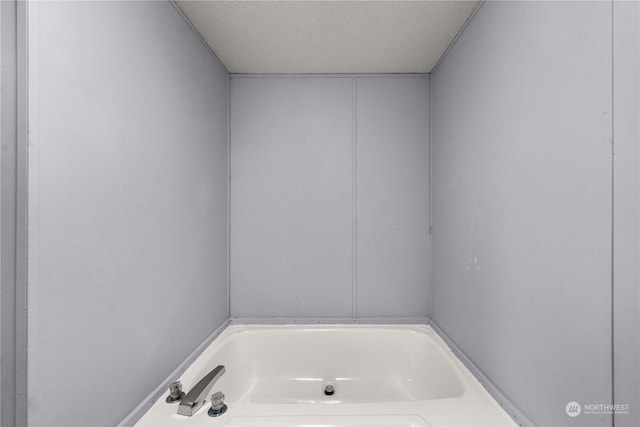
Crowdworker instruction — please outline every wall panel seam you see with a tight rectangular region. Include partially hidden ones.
[15,0,29,424]
[428,76,433,319]
[610,2,615,424]
[227,76,231,318]
[352,77,358,318]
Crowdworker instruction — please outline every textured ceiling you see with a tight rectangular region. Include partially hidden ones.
[177,1,480,74]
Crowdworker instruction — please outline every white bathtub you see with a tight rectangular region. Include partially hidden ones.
[136,324,516,426]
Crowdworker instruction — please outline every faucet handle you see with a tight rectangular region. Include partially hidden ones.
[208,391,227,417]
[211,391,225,408]
[166,381,185,403]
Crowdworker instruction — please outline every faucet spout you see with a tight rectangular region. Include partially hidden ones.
[177,365,226,416]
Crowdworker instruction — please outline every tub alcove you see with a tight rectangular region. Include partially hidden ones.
[2,0,637,426]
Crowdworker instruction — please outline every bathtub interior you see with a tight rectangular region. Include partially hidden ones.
[179,325,465,405]
[137,324,517,426]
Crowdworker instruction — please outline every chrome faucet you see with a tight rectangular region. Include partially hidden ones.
[177,365,226,416]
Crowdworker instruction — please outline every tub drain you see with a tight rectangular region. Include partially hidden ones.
[324,384,335,396]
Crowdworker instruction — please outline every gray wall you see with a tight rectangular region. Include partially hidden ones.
[230,75,430,319]
[431,2,612,426]
[26,2,229,426]
[613,1,640,425]
[1,2,18,424]
[356,77,430,317]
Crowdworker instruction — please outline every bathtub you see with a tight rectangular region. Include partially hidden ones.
[136,324,516,426]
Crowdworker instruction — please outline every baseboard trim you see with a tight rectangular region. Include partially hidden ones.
[429,319,534,426]
[117,318,232,427]
[230,316,430,325]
